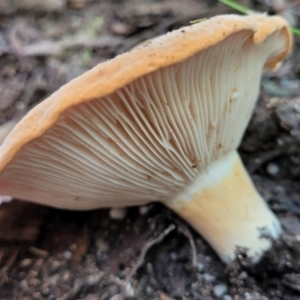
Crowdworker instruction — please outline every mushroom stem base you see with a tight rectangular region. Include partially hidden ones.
[166,150,281,264]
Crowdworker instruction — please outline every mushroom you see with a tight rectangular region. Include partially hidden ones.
[0,14,292,263]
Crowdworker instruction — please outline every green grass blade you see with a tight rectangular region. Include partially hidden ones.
[219,0,300,37]
[219,0,250,14]
[291,27,300,36]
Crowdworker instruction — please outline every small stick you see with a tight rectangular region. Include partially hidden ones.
[120,224,176,299]
[56,279,84,300]
[177,223,197,268]
[1,247,19,273]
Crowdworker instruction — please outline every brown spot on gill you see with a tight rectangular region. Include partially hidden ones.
[216,143,222,150]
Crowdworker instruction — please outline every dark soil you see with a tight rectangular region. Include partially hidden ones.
[1,0,300,299]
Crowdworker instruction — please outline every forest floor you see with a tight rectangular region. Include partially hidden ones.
[1,0,300,299]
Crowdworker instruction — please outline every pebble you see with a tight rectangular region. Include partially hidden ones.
[146,262,153,274]
[50,260,61,272]
[29,278,41,287]
[170,251,177,261]
[68,0,87,9]
[213,284,228,298]
[109,207,127,220]
[196,262,204,273]
[202,273,216,283]
[223,295,233,300]
[146,286,154,295]
[20,279,28,290]
[28,270,39,278]
[62,271,70,281]
[42,281,50,289]
[20,258,32,268]
[96,239,109,253]
[63,250,73,260]
[125,282,135,297]
[86,273,103,285]
[35,258,44,268]
[49,274,60,286]
[286,261,293,268]
[274,185,284,194]
[139,205,152,215]
[33,292,42,299]
[69,243,77,251]
[18,272,26,280]
[266,163,280,176]
[0,195,12,204]
[42,288,50,296]
[82,294,98,300]
[239,271,248,280]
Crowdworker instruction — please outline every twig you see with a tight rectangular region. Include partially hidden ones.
[157,290,173,300]
[119,224,176,299]
[246,147,287,173]
[1,247,19,273]
[55,272,102,300]
[1,34,123,58]
[8,24,32,69]
[177,223,197,268]
[56,279,84,300]
[282,274,300,292]
[72,223,91,263]
[246,141,300,173]
[28,247,49,258]
[22,35,123,57]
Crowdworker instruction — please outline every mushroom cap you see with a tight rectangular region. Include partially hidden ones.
[0,14,292,209]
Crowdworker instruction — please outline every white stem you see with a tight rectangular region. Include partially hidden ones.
[166,150,281,264]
